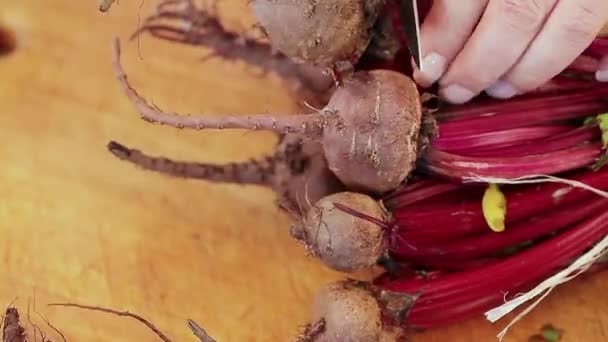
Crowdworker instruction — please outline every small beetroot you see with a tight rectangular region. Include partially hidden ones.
[291,192,389,272]
[299,279,414,341]
[311,280,383,341]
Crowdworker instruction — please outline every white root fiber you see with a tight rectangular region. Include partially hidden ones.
[486,235,608,340]
[462,174,608,198]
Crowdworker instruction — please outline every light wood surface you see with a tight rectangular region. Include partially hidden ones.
[0,1,607,341]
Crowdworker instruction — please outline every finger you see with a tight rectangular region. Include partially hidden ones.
[438,0,558,104]
[413,0,488,87]
[597,55,608,81]
[499,0,608,92]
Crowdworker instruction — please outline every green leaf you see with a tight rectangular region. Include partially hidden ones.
[583,116,598,127]
[540,324,563,342]
[598,113,608,148]
[593,154,608,171]
[592,113,608,171]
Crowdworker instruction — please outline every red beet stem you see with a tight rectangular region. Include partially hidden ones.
[384,254,605,326]
[382,177,439,201]
[379,210,608,327]
[567,55,600,73]
[392,168,608,241]
[435,83,608,122]
[412,212,606,307]
[332,202,390,230]
[383,182,462,210]
[393,211,608,296]
[420,143,602,180]
[532,76,599,94]
[387,0,410,55]
[403,284,535,328]
[460,126,600,158]
[416,0,433,23]
[437,99,608,137]
[583,37,608,59]
[392,197,608,260]
[431,125,573,154]
[401,256,498,272]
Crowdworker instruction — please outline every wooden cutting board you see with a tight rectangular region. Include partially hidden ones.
[0,1,606,341]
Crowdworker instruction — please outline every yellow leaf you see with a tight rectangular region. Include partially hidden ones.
[482,183,507,232]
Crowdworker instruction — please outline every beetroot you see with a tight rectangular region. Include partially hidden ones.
[298,279,414,342]
[291,192,389,272]
[251,0,386,70]
[378,209,608,329]
[132,0,334,106]
[111,38,422,194]
[310,280,384,341]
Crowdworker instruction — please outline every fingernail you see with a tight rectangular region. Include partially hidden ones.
[486,80,519,99]
[596,70,608,82]
[414,52,446,87]
[440,84,476,104]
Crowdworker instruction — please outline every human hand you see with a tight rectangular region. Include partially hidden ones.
[413,0,608,104]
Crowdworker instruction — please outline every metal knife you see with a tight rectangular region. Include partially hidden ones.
[398,0,422,69]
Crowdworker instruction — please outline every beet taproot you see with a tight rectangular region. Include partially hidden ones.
[108,134,344,217]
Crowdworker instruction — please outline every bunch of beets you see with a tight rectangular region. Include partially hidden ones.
[105,0,608,340]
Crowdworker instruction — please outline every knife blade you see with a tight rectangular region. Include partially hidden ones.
[398,0,422,69]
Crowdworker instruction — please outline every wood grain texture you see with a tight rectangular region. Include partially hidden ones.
[0,2,606,341]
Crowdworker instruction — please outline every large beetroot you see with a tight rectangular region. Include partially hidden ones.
[110,36,608,195]
[111,38,423,194]
[251,0,386,71]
